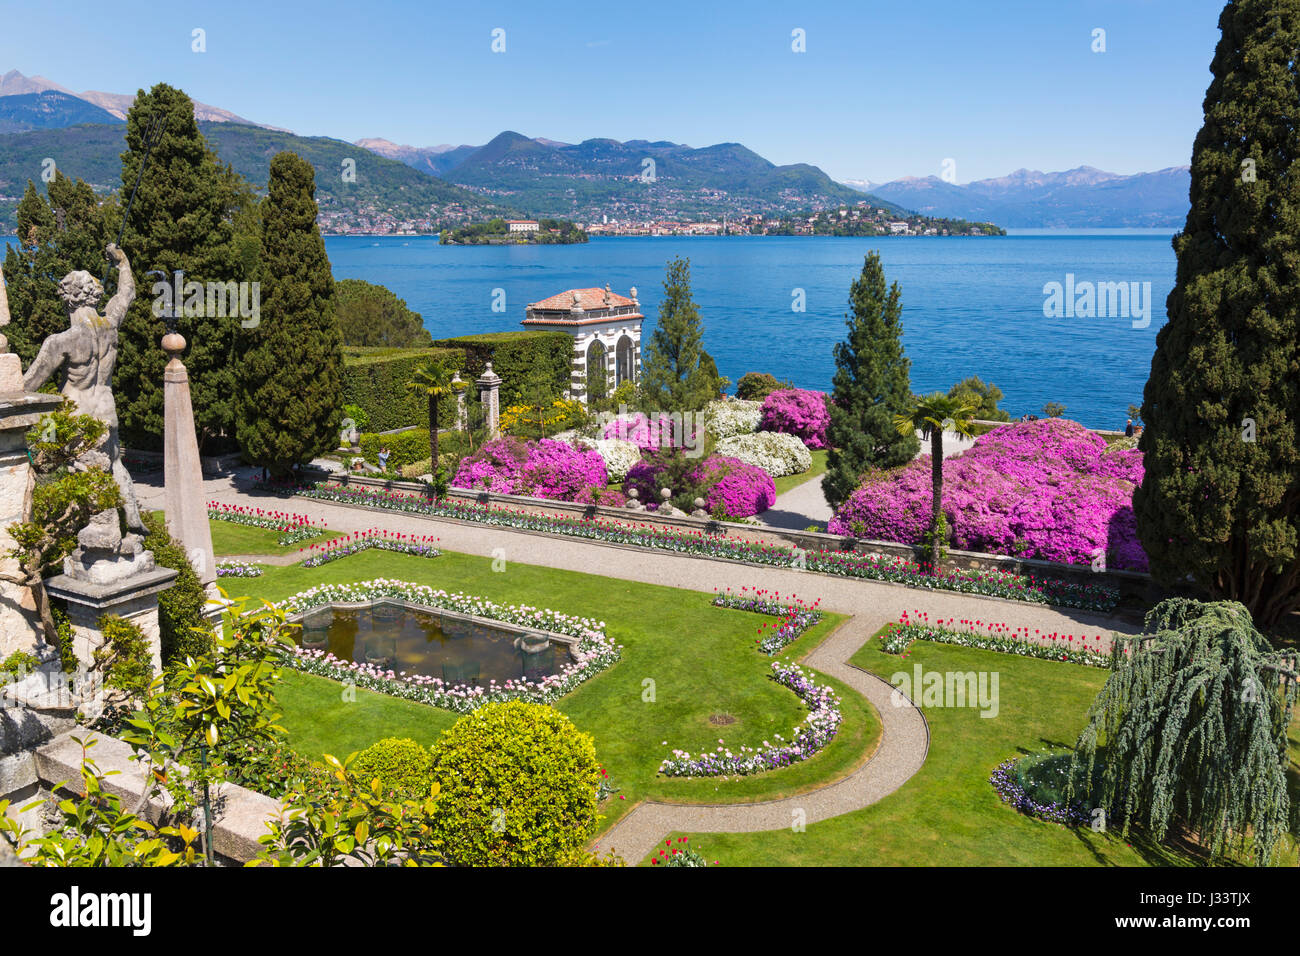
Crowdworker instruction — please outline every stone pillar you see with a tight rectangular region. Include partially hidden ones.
[44,567,178,691]
[0,354,64,657]
[162,331,217,592]
[452,371,467,431]
[477,362,502,440]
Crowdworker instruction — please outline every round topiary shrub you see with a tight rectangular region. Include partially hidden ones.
[428,700,600,866]
[351,737,436,800]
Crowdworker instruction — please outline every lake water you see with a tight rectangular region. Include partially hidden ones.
[325,232,1176,430]
[1,231,1177,430]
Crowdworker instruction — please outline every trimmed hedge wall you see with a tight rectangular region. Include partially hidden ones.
[342,346,465,432]
[431,331,572,407]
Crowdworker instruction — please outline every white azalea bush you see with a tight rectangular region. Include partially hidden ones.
[715,431,812,478]
[705,399,762,440]
[585,438,642,482]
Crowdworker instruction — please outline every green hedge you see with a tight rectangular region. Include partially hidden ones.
[359,429,430,468]
[430,331,572,408]
[342,346,465,432]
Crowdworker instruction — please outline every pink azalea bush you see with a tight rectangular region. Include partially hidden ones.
[828,418,1147,571]
[603,412,697,451]
[452,436,609,502]
[624,452,775,518]
[760,389,831,449]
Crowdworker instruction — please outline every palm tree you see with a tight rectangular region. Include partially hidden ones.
[406,359,462,465]
[893,393,977,559]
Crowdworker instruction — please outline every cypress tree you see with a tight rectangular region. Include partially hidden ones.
[1134,0,1300,629]
[2,174,111,365]
[824,252,919,510]
[112,83,258,451]
[639,256,716,412]
[235,151,342,475]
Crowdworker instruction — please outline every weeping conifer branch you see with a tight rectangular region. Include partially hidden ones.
[1070,598,1298,866]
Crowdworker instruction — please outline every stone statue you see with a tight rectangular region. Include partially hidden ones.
[22,243,146,532]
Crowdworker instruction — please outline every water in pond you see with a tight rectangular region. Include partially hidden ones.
[297,601,571,685]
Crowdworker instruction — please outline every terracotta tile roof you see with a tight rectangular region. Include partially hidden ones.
[527,287,637,311]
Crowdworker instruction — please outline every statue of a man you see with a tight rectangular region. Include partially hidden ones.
[23,243,146,532]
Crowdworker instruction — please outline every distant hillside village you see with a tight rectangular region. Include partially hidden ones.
[439,217,589,244]
[585,204,1003,237]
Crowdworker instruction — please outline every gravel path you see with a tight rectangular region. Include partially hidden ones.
[762,474,833,531]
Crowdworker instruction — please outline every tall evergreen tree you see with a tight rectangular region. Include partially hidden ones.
[639,256,717,412]
[824,252,919,510]
[235,152,342,474]
[2,175,111,365]
[1134,0,1300,629]
[112,83,259,451]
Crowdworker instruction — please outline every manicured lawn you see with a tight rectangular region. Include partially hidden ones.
[664,635,1300,867]
[209,518,338,556]
[772,448,829,498]
[232,549,880,835]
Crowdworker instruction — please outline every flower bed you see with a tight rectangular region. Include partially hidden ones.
[878,611,1114,667]
[216,560,264,578]
[275,579,621,713]
[715,431,813,478]
[207,501,327,545]
[451,436,608,502]
[712,587,823,654]
[829,418,1147,571]
[288,482,1120,612]
[658,662,842,777]
[760,388,830,449]
[299,529,441,568]
[989,756,1092,827]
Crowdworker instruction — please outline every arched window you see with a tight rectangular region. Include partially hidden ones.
[615,335,635,386]
[586,339,608,402]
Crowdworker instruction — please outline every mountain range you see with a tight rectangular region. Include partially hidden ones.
[845,166,1191,228]
[0,67,1192,230]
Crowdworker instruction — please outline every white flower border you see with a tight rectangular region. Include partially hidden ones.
[275,579,621,713]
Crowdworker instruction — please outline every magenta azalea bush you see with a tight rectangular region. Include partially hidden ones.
[828,418,1147,571]
[760,389,830,449]
[452,436,609,502]
[603,412,698,451]
[624,452,775,518]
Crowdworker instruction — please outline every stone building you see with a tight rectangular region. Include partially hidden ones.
[521,285,643,405]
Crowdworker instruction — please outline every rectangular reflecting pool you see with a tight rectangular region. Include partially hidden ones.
[295,600,574,686]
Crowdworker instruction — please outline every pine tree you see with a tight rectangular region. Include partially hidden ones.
[1134,0,1300,629]
[112,83,259,452]
[2,175,111,365]
[639,256,716,412]
[824,252,919,509]
[1071,599,1298,866]
[234,151,342,475]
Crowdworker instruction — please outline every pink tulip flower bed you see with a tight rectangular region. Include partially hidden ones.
[760,388,830,449]
[451,436,609,503]
[829,418,1148,571]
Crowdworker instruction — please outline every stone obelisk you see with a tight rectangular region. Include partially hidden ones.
[162,329,217,592]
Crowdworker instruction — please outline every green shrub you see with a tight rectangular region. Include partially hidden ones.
[342,403,370,434]
[359,429,430,469]
[430,331,572,409]
[0,650,39,681]
[50,601,76,673]
[352,737,437,800]
[142,512,215,666]
[428,700,600,866]
[94,614,152,697]
[343,346,465,432]
[735,371,787,401]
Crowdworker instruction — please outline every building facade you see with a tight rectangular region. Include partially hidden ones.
[507,220,540,234]
[521,285,643,404]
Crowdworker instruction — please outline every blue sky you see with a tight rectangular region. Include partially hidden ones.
[1,0,1227,183]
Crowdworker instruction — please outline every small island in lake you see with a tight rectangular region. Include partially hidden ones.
[440,217,589,245]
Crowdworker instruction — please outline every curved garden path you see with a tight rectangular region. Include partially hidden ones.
[137,468,1136,863]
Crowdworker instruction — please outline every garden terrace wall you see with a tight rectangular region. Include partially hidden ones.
[318,472,1151,601]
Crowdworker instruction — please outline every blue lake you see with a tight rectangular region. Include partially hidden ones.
[1,231,1177,430]
[325,233,1175,430]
